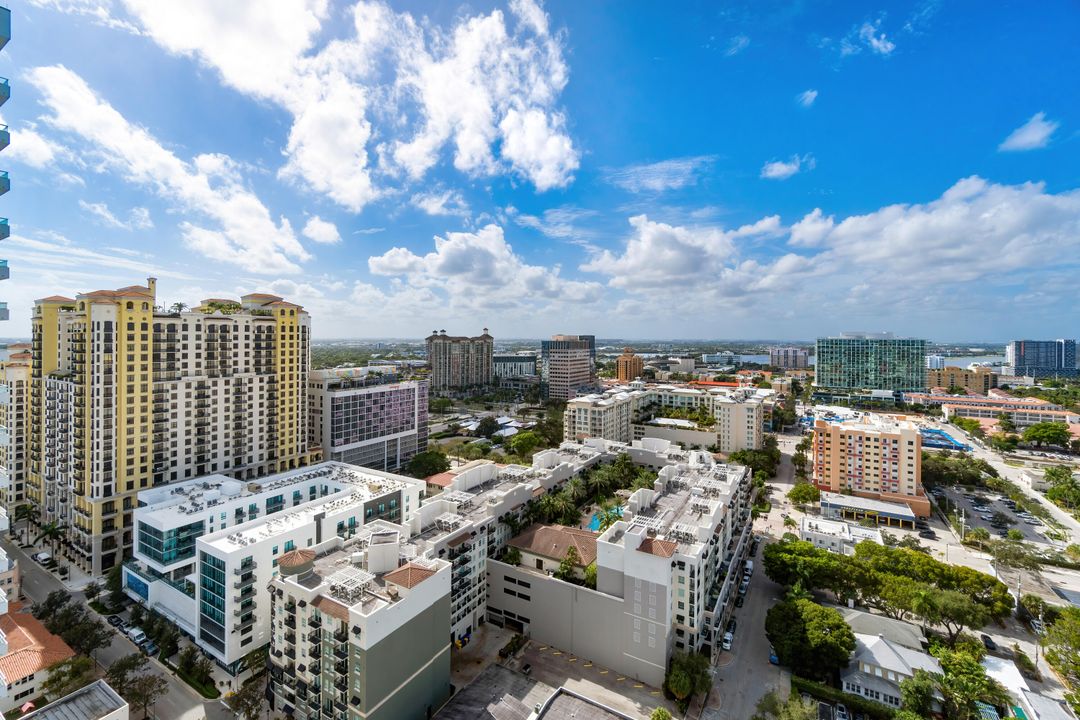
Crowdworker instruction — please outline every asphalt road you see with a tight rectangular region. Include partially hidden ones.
[3,538,233,720]
[709,535,790,719]
[934,485,1050,544]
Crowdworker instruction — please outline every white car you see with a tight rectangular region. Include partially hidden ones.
[721,632,733,650]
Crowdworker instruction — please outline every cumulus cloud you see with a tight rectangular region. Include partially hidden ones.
[838,18,896,57]
[797,89,818,108]
[603,155,716,193]
[580,214,782,290]
[760,154,815,180]
[368,224,603,312]
[301,216,341,244]
[79,200,153,230]
[117,0,578,208]
[27,65,309,274]
[999,112,1059,152]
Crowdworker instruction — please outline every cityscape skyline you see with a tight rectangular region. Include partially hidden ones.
[0,1,1078,340]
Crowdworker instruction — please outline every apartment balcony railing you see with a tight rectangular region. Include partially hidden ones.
[0,259,8,281]
[0,126,8,153]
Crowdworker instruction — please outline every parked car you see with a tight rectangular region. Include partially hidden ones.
[721,632,733,651]
[735,595,745,608]
[521,663,532,676]
[140,640,158,656]
[768,646,779,665]
[835,703,849,720]
[981,634,997,651]
[32,552,52,565]
[127,627,147,645]
[726,618,737,634]
[1031,619,1046,635]
[106,615,124,627]
[918,530,936,539]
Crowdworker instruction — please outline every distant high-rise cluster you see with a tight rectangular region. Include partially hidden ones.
[541,334,596,401]
[0,5,9,322]
[425,329,494,390]
[814,332,927,393]
[1006,339,1077,378]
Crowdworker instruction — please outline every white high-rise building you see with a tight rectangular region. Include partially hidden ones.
[926,354,947,370]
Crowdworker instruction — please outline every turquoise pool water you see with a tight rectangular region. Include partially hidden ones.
[589,506,624,532]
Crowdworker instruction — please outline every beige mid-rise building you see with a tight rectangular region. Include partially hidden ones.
[811,415,930,517]
[28,280,319,576]
[926,366,998,394]
[0,344,31,517]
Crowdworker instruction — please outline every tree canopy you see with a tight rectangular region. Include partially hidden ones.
[407,449,450,478]
[787,482,820,506]
[1023,422,1072,448]
[765,599,855,679]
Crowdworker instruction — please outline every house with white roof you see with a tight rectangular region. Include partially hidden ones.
[841,632,942,709]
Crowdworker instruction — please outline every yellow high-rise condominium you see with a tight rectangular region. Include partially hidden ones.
[28,278,321,577]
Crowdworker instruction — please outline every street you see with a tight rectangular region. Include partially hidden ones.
[2,538,233,720]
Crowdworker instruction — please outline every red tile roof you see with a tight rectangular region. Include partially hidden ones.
[384,562,437,589]
[0,602,76,683]
[638,537,678,558]
[426,472,456,488]
[35,296,75,303]
[312,596,350,622]
[510,524,599,566]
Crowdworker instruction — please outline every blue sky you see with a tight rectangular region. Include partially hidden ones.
[2,0,1079,340]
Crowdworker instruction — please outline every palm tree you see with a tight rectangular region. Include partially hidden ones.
[552,493,576,525]
[563,477,586,504]
[585,468,612,504]
[537,495,558,523]
[966,527,990,548]
[34,522,68,557]
[14,504,39,545]
[168,302,188,314]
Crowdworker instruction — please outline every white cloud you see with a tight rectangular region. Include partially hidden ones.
[999,112,1059,152]
[28,65,309,274]
[119,0,578,208]
[760,154,815,180]
[797,89,818,108]
[725,35,750,57]
[603,155,716,193]
[29,0,143,34]
[301,216,341,244]
[580,214,782,290]
[510,205,597,242]
[788,208,833,247]
[368,224,603,312]
[410,190,470,218]
[838,18,896,57]
[79,200,153,230]
[4,126,65,168]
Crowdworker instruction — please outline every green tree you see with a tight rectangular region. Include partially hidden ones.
[664,652,711,702]
[935,648,1010,720]
[71,617,115,659]
[127,673,170,720]
[650,709,673,720]
[106,653,150,697]
[14,503,39,544]
[227,676,266,720]
[176,646,200,677]
[502,546,522,565]
[787,482,820,506]
[900,668,939,717]
[965,527,990,548]
[407,450,450,478]
[1023,422,1072,448]
[106,564,125,608]
[1045,465,1080,509]
[42,656,95,700]
[430,397,453,414]
[765,599,855,680]
[665,668,692,700]
[1044,606,1080,681]
[83,580,102,603]
[556,546,580,582]
[33,521,68,557]
[31,589,72,620]
[997,413,1017,433]
[916,589,991,646]
[508,430,542,457]
[476,416,500,438]
[583,562,597,590]
[751,689,816,720]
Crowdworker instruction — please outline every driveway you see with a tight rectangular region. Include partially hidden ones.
[707,532,790,719]
[2,538,234,720]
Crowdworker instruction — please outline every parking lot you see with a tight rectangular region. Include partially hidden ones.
[932,486,1052,545]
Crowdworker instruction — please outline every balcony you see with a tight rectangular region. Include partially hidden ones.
[234,560,257,575]
[0,78,7,108]
[332,646,347,661]
[233,585,255,603]
[232,601,256,617]
[0,303,7,322]
[0,127,7,154]
[233,573,256,589]
[0,259,7,281]
[236,614,256,631]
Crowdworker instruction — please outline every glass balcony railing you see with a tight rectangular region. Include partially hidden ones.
[0,126,8,152]
[0,259,7,281]
[0,7,9,52]
[0,303,8,322]
[0,171,8,196]
[0,219,8,241]
[0,78,7,107]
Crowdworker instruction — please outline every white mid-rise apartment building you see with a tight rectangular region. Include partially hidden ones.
[125,462,423,672]
[564,382,767,453]
[487,447,754,686]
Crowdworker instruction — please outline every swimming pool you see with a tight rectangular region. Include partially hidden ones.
[588,506,624,532]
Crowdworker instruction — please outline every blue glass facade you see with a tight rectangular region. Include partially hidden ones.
[199,551,227,652]
[137,519,204,565]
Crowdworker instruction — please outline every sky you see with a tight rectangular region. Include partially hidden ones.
[2,0,1079,341]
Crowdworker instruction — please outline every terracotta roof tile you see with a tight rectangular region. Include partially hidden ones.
[510,524,598,566]
[36,296,75,303]
[638,537,678,558]
[384,562,437,589]
[425,472,456,488]
[278,549,316,569]
[312,596,350,622]
[0,602,76,683]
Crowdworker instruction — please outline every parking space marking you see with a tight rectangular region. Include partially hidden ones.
[617,676,626,682]
[552,651,562,656]
[583,662,592,667]
[599,669,608,674]
[634,683,644,689]
[568,657,577,663]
